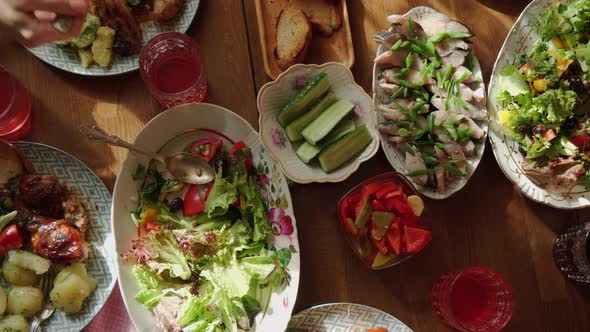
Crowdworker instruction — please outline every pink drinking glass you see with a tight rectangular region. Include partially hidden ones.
[431,266,514,332]
[0,65,32,141]
[139,32,207,109]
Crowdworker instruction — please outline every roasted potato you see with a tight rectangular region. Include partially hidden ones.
[91,27,115,67]
[0,287,6,316]
[50,263,96,313]
[2,260,38,286]
[7,250,51,275]
[78,48,94,68]
[6,286,43,317]
[0,315,28,331]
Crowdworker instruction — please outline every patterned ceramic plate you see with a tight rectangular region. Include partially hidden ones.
[287,303,413,332]
[258,62,380,184]
[487,0,590,209]
[112,103,301,332]
[26,0,200,76]
[12,142,116,332]
[372,6,488,199]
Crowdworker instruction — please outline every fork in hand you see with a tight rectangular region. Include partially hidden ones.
[30,267,57,332]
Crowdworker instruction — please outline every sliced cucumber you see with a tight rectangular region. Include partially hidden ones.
[302,99,355,145]
[296,118,355,163]
[286,93,338,142]
[318,124,373,173]
[277,72,330,126]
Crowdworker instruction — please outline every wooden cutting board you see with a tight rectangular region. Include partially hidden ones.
[254,0,355,80]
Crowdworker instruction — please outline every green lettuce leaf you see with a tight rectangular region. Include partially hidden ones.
[527,136,552,159]
[240,178,271,243]
[498,64,530,98]
[135,229,191,280]
[205,170,238,218]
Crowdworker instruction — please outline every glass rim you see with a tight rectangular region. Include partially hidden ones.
[442,266,514,331]
[0,65,17,120]
[139,32,205,97]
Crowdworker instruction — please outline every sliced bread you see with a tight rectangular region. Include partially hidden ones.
[275,7,312,70]
[293,0,342,36]
[0,142,27,188]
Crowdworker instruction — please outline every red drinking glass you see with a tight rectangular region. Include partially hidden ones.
[139,32,207,109]
[431,266,514,332]
[553,222,590,283]
[0,65,32,141]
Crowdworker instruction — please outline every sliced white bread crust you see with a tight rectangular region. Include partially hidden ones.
[275,7,312,69]
[293,0,342,36]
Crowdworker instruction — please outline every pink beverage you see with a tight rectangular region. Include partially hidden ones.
[0,65,32,141]
[431,267,514,332]
[553,222,590,283]
[139,33,207,109]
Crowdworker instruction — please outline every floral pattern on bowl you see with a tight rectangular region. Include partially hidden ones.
[258,62,380,183]
[372,6,488,200]
[487,0,590,209]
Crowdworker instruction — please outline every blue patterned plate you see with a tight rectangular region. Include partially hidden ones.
[26,0,200,76]
[12,142,117,332]
[288,303,413,332]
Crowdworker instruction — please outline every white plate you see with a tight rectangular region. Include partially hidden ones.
[13,142,116,332]
[372,6,488,199]
[111,103,301,331]
[258,62,380,184]
[487,0,590,209]
[26,0,200,76]
[288,303,413,332]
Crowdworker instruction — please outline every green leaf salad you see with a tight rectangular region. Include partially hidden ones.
[496,0,590,188]
[123,138,289,332]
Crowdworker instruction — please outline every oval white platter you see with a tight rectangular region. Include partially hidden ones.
[487,0,590,209]
[111,103,300,331]
[372,6,488,199]
[26,0,200,76]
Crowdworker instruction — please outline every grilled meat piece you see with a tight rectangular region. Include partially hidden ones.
[90,0,143,56]
[31,219,87,261]
[17,175,64,218]
[132,0,184,22]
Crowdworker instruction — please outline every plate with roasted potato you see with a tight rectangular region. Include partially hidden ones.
[0,141,116,331]
[26,0,201,76]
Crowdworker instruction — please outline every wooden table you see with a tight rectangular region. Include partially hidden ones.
[1,0,590,331]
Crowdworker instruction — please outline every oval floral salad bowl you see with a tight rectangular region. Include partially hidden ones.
[258,62,380,184]
[487,0,590,209]
[111,103,300,331]
[372,6,488,199]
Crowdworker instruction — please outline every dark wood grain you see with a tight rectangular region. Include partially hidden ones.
[0,0,588,331]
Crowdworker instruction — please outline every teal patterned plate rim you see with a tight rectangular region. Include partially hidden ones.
[12,141,117,332]
[287,303,413,332]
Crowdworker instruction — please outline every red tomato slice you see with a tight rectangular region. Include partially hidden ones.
[184,185,205,217]
[145,220,160,233]
[386,221,402,255]
[0,224,22,256]
[362,182,383,198]
[371,199,387,211]
[189,137,223,162]
[385,197,413,217]
[370,235,389,255]
[229,141,247,155]
[403,214,423,228]
[374,184,400,200]
[570,134,590,151]
[404,225,432,254]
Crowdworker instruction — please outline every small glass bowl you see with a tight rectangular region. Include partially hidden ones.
[336,171,431,270]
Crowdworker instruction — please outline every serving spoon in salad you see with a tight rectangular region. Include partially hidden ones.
[80,125,215,184]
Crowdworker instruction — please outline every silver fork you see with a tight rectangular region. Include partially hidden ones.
[373,29,395,43]
[30,267,57,332]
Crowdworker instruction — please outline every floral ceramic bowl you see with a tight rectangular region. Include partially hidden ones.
[257,62,380,183]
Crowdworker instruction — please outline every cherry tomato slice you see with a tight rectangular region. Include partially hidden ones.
[189,137,223,162]
[404,225,432,254]
[184,185,205,217]
[570,134,590,151]
[0,224,22,256]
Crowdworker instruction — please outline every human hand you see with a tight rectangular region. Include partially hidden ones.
[0,0,89,47]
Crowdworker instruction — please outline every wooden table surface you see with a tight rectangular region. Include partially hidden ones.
[1,0,590,331]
